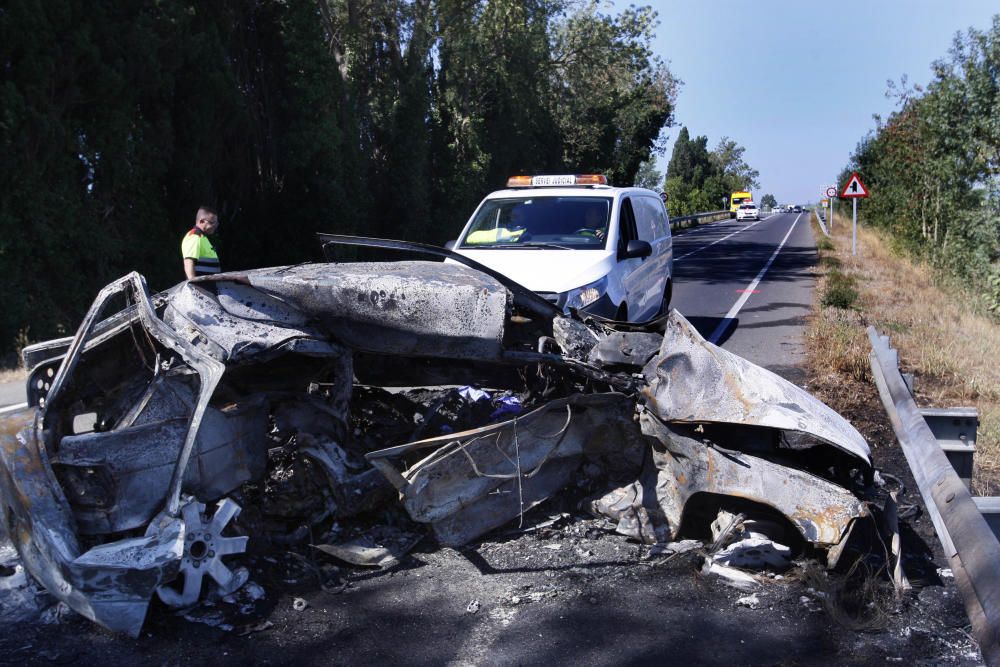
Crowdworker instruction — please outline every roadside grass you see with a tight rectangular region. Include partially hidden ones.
[0,365,26,384]
[821,271,859,310]
[807,211,1000,494]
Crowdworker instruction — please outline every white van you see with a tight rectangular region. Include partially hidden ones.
[449,174,673,323]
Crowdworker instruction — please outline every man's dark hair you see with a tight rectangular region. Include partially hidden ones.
[197,205,218,218]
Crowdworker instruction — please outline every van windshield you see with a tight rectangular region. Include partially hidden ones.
[460,196,612,249]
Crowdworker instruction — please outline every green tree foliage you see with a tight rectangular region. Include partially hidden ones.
[843,16,1000,313]
[0,0,677,356]
[548,3,677,185]
[662,126,758,215]
[633,159,662,189]
[711,137,760,193]
[760,194,777,209]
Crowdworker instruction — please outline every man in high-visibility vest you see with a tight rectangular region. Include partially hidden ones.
[182,206,221,279]
[576,205,606,241]
[464,205,528,245]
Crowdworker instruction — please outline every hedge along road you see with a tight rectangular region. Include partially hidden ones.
[670,210,816,385]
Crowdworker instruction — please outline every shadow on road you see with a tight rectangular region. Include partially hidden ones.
[682,316,736,345]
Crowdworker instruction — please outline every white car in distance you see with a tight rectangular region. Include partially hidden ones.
[736,203,760,222]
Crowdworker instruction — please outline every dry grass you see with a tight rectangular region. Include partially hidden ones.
[807,211,1000,494]
[0,365,26,384]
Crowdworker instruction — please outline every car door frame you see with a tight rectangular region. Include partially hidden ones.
[617,196,664,320]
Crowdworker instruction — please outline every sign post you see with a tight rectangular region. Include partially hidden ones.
[825,186,837,231]
[839,173,870,255]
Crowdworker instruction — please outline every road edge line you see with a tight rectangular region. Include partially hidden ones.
[708,212,803,344]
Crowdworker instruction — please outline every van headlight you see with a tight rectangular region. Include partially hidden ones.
[564,276,608,310]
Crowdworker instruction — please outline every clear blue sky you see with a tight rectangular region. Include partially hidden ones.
[628,1,998,205]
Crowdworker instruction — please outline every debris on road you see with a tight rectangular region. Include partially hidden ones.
[312,526,421,568]
[703,561,761,590]
[709,510,793,571]
[0,244,878,637]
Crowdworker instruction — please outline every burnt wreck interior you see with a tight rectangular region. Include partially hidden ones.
[0,250,887,637]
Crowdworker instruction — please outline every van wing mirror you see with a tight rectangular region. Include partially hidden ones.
[622,239,652,260]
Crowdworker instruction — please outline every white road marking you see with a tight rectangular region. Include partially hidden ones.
[707,213,803,345]
[675,217,768,261]
[0,402,29,414]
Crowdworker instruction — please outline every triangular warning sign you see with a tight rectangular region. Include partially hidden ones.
[840,172,869,198]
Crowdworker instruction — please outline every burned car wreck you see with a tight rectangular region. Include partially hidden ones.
[0,240,873,637]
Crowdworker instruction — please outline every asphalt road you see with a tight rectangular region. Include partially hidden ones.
[672,210,815,384]
[0,380,25,412]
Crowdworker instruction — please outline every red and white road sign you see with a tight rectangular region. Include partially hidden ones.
[840,172,869,198]
[825,187,837,198]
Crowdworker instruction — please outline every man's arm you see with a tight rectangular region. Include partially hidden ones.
[181,233,200,280]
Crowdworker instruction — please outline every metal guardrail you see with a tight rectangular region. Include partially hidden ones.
[868,328,1000,665]
[669,209,730,230]
[813,208,831,238]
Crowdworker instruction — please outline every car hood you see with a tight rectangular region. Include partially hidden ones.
[451,248,615,294]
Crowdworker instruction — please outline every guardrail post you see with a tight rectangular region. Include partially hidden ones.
[974,498,1000,543]
[868,327,1000,665]
[919,407,978,490]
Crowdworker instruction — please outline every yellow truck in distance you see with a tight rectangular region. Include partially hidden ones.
[729,191,752,218]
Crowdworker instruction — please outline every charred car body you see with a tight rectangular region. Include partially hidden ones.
[0,238,872,636]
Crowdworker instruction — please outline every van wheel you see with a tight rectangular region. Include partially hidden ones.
[659,280,673,317]
[615,303,628,322]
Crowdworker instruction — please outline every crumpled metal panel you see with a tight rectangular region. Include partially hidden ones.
[244,261,510,360]
[588,331,663,368]
[55,397,269,535]
[641,413,867,557]
[162,281,335,364]
[367,393,642,546]
[2,260,880,639]
[0,410,182,637]
[551,316,599,359]
[645,310,871,463]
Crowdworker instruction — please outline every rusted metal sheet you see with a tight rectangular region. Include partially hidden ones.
[641,414,867,560]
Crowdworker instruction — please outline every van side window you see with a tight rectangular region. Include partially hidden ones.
[632,197,656,243]
[645,197,670,239]
[618,198,639,255]
[632,197,659,243]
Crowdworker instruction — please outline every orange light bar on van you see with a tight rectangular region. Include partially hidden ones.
[506,175,533,187]
[506,174,608,187]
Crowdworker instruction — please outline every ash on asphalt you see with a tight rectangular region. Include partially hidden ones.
[0,492,982,666]
[0,336,983,664]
